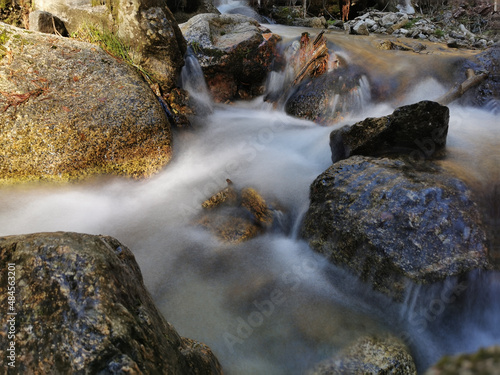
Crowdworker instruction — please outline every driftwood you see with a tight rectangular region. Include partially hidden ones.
[292,31,330,86]
[436,68,489,106]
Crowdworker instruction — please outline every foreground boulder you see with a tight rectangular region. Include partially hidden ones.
[0,23,172,183]
[329,101,449,163]
[180,13,280,101]
[424,346,500,375]
[301,156,490,299]
[33,0,186,93]
[308,334,416,375]
[0,232,222,374]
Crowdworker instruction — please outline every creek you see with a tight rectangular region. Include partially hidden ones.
[0,14,499,375]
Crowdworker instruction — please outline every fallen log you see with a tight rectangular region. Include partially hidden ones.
[293,30,330,85]
[436,68,489,106]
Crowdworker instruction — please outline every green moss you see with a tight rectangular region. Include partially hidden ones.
[402,17,421,29]
[0,28,10,59]
[434,29,445,38]
[71,23,154,83]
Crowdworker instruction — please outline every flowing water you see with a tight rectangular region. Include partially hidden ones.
[1,20,499,374]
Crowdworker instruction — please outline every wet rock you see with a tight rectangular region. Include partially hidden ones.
[424,345,500,375]
[33,0,186,93]
[180,13,281,102]
[28,10,68,36]
[0,23,173,183]
[376,39,426,52]
[308,334,416,375]
[197,180,277,243]
[461,44,500,111]
[301,156,491,299]
[329,101,449,163]
[351,21,370,36]
[292,16,327,29]
[0,232,222,374]
[284,67,367,124]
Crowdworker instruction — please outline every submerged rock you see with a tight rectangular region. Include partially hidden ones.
[285,67,368,125]
[424,345,500,375]
[179,13,280,102]
[0,23,173,183]
[329,101,449,163]
[308,334,416,375]
[0,232,222,374]
[197,180,277,243]
[301,156,491,299]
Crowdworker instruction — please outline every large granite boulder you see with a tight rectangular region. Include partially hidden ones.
[308,334,417,375]
[301,156,491,299]
[0,23,173,183]
[33,0,186,93]
[0,232,222,374]
[179,13,281,102]
[329,101,449,163]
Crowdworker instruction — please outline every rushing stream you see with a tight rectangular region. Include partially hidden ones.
[1,14,499,375]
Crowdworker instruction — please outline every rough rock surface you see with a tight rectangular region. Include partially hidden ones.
[196,180,278,243]
[329,101,449,163]
[308,334,417,374]
[0,232,222,374]
[424,346,500,375]
[301,156,491,299]
[0,22,173,183]
[461,44,500,111]
[33,0,186,92]
[180,13,281,101]
[284,67,367,124]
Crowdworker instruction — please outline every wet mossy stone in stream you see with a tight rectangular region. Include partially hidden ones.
[308,334,417,375]
[301,156,491,300]
[425,345,500,375]
[329,101,450,163]
[197,180,277,243]
[0,22,173,183]
[0,232,222,374]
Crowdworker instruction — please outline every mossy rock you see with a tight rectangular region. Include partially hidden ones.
[0,22,173,183]
[0,231,222,373]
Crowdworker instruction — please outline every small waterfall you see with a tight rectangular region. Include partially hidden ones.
[180,48,213,114]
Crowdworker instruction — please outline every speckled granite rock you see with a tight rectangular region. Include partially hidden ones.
[308,334,416,374]
[301,156,491,299]
[0,232,222,374]
[425,346,500,375]
[0,22,173,183]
